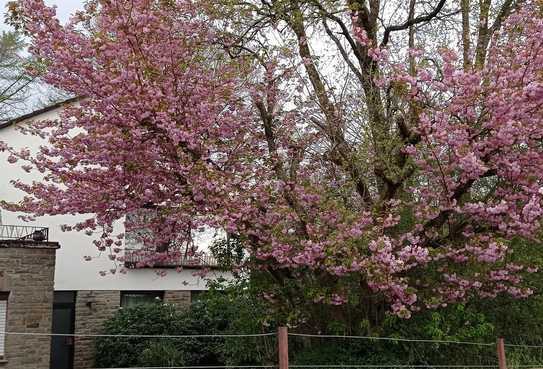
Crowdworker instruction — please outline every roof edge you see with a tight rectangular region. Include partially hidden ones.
[0,240,60,249]
[0,96,80,130]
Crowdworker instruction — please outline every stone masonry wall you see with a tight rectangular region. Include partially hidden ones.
[73,290,120,369]
[164,290,191,308]
[0,241,58,369]
[73,289,192,369]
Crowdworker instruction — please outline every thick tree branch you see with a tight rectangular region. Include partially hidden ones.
[308,0,366,68]
[408,0,417,75]
[281,0,374,204]
[381,0,447,46]
[422,168,497,237]
[461,0,471,70]
[473,0,520,69]
[254,97,310,238]
[474,0,492,69]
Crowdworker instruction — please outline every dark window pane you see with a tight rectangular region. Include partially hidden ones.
[120,291,164,308]
[53,291,76,304]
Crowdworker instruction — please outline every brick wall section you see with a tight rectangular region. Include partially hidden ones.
[164,290,191,308]
[0,241,58,369]
[72,289,194,369]
[73,290,120,369]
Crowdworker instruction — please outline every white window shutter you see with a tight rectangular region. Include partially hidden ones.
[0,300,6,356]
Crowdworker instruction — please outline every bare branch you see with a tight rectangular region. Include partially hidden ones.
[381,0,447,46]
[322,19,364,85]
[461,0,471,70]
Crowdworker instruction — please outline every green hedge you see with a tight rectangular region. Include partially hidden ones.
[96,276,543,368]
[95,280,275,368]
[94,302,223,368]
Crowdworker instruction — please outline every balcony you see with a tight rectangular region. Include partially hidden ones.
[0,224,49,242]
[123,248,219,269]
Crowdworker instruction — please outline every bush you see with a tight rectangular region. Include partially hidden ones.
[94,280,274,368]
[199,279,277,366]
[139,341,187,367]
[96,270,543,368]
[289,304,496,367]
[95,302,223,368]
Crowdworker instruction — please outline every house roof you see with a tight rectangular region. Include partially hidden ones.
[0,97,80,130]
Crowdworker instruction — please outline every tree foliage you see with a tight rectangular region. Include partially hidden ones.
[0,30,33,121]
[3,0,543,327]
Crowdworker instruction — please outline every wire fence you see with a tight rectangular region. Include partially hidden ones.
[93,366,543,369]
[3,329,543,369]
[1,331,276,338]
[91,364,542,369]
[287,333,498,346]
[3,330,542,347]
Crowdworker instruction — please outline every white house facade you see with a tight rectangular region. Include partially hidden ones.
[0,99,231,369]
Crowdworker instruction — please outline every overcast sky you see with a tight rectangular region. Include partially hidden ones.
[0,1,85,118]
[0,0,84,31]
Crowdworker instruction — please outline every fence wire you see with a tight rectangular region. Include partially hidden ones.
[95,364,543,369]
[3,331,543,369]
[98,366,277,369]
[0,331,275,338]
[287,333,496,346]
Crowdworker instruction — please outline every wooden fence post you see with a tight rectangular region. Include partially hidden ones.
[497,337,507,369]
[278,326,289,369]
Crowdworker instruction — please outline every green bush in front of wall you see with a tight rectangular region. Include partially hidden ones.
[94,302,223,368]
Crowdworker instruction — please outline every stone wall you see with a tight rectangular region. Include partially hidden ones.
[0,240,58,369]
[73,290,120,369]
[73,289,193,369]
[164,290,191,308]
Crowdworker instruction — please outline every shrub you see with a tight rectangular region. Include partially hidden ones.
[95,271,543,368]
[199,279,277,366]
[94,302,223,368]
[94,280,272,368]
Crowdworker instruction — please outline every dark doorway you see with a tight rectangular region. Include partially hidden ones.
[50,291,76,369]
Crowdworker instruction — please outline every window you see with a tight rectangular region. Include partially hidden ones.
[120,291,164,308]
[0,292,9,359]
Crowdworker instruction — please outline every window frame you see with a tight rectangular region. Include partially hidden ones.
[120,291,164,308]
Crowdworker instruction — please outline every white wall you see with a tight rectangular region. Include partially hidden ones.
[0,106,230,291]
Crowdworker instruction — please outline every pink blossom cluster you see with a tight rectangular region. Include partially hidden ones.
[2,0,543,319]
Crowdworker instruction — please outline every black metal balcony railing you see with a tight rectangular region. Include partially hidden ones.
[0,224,49,242]
[123,248,218,269]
